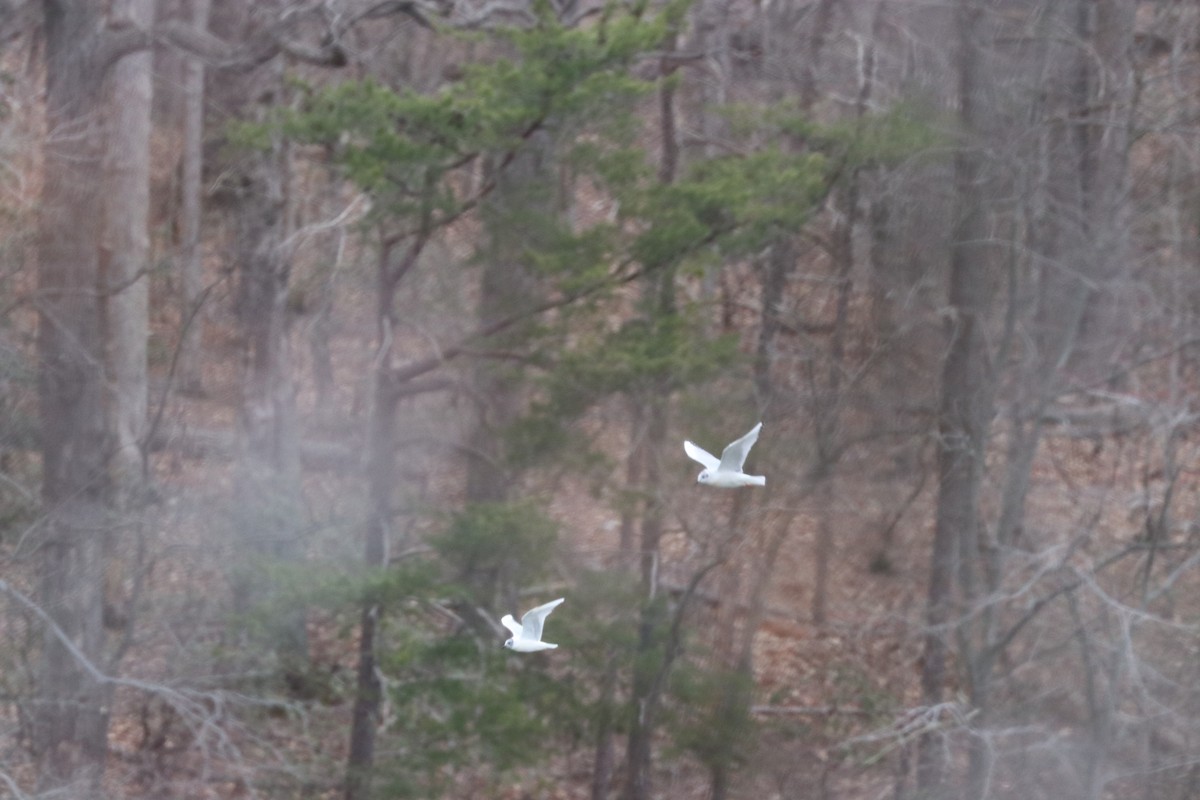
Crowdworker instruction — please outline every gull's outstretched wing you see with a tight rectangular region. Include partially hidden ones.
[520,597,565,641]
[684,440,721,471]
[718,422,762,472]
[501,614,523,637]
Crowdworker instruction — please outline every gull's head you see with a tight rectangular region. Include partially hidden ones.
[503,638,514,649]
[697,469,711,484]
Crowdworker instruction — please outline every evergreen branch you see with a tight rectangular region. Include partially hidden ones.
[381,226,726,396]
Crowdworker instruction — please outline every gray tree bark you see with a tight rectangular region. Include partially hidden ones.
[622,383,670,800]
[916,0,991,795]
[176,0,211,396]
[33,0,128,792]
[965,4,1137,798]
[463,139,554,517]
[102,0,155,505]
[224,56,308,686]
[345,232,429,800]
[809,1,879,625]
[622,55,680,800]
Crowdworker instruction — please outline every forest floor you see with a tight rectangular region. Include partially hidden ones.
[95,274,1199,799]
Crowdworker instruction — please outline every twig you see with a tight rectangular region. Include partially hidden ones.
[752,705,870,716]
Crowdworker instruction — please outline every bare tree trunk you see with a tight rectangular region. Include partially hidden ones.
[309,232,340,419]
[345,234,427,800]
[233,131,294,490]
[102,0,155,505]
[753,239,792,408]
[176,0,210,396]
[465,143,550,511]
[960,4,1136,797]
[967,12,1095,795]
[708,492,749,800]
[623,388,669,800]
[599,53,681,793]
[798,0,838,110]
[590,404,645,800]
[1083,0,1135,556]
[590,648,620,800]
[811,0,878,626]
[810,174,854,629]
[695,0,730,148]
[917,0,991,795]
[344,240,398,800]
[622,47,681,800]
[344,337,398,800]
[228,70,308,677]
[33,1,119,792]
[1074,0,1135,385]
[708,657,752,800]
[622,251,678,800]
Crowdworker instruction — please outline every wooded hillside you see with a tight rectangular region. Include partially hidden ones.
[2,1,1199,798]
